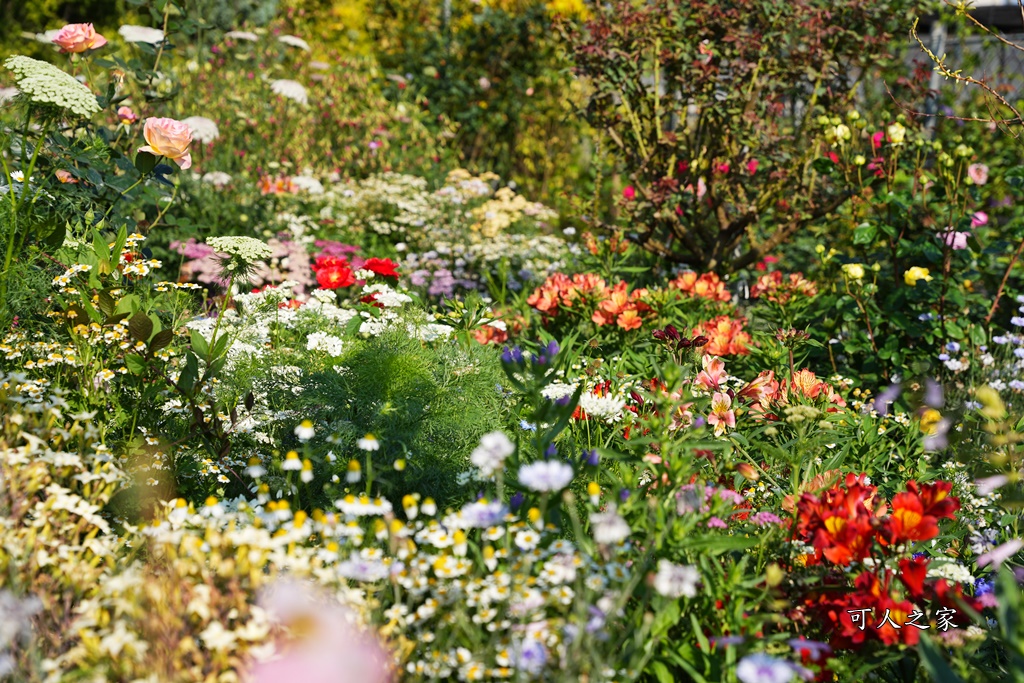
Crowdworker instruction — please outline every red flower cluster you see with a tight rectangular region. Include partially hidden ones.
[750,271,818,305]
[312,254,355,289]
[668,271,731,302]
[527,273,652,331]
[797,475,960,565]
[691,315,750,356]
[793,475,971,649]
[311,255,400,290]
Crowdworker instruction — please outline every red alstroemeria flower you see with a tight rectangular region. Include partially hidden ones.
[887,481,959,544]
[898,556,929,599]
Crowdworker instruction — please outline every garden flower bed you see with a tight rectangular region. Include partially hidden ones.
[1,3,1023,682]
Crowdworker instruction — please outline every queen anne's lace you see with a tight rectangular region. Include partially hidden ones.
[3,56,100,118]
[270,79,308,106]
[182,116,220,144]
[206,236,273,263]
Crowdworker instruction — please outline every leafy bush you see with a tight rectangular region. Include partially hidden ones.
[568,0,919,271]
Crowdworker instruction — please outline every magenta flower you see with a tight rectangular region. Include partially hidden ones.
[972,211,988,227]
[623,186,636,200]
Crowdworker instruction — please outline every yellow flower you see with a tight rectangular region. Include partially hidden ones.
[842,263,865,281]
[904,266,932,286]
[919,408,942,435]
[887,122,906,145]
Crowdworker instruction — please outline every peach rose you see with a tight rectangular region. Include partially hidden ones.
[55,170,78,184]
[138,117,193,169]
[52,24,108,53]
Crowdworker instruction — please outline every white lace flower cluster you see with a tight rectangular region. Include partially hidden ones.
[270,79,308,106]
[3,56,100,118]
[306,331,344,357]
[182,116,220,144]
[206,236,273,264]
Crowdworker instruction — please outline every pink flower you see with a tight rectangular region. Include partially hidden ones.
[52,23,107,53]
[746,159,759,175]
[55,170,77,184]
[939,230,970,251]
[117,106,138,125]
[871,131,885,151]
[248,579,390,683]
[968,163,989,186]
[707,391,736,436]
[972,211,988,228]
[623,186,635,200]
[715,163,730,174]
[695,355,726,391]
[685,178,708,200]
[138,117,193,169]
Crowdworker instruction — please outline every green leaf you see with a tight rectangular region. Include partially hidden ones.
[149,328,174,353]
[190,330,210,358]
[41,220,66,249]
[124,354,148,375]
[92,228,111,264]
[811,157,836,174]
[918,635,967,683]
[649,662,675,683]
[853,223,877,245]
[135,151,158,175]
[128,312,154,342]
[211,332,231,361]
[97,291,116,318]
[115,294,141,315]
[178,352,200,394]
[946,321,964,340]
[969,324,987,347]
[651,598,681,637]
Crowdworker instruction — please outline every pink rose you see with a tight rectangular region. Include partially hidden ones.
[940,230,969,251]
[52,23,108,53]
[117,106,138,125]
[623,186,635,200]
[138,117,193,169]
[248,580,390,683]
[972,211,988,228]
[968,163,988,186]
[746,159,759,175]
